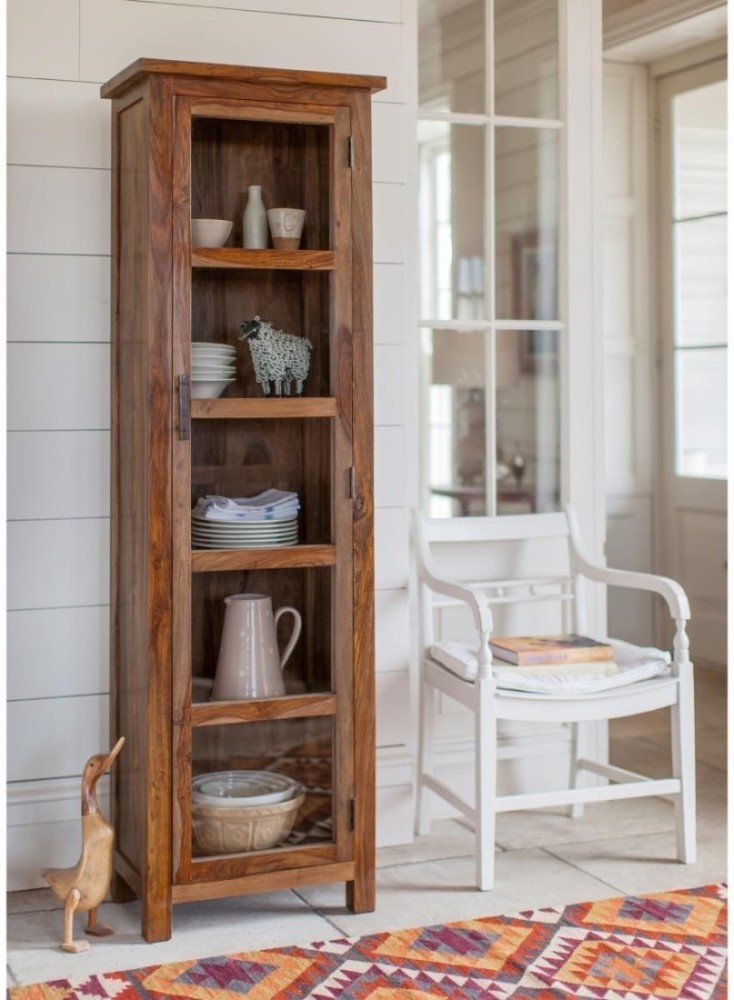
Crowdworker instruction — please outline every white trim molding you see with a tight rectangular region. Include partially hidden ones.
[603,0,726,50]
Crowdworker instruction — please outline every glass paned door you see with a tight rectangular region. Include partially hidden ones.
[671,81,727,478]
[418,0,563,517]
[656,57,727,666]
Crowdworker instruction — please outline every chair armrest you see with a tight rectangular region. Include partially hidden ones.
[565,505,690,620]
[578,562,690,621]
[411,510,493,674]
[420,568,494,640]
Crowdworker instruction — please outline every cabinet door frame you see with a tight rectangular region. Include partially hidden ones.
[169,93,356,884]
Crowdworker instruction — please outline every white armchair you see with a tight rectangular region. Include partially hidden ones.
[413,507,696,891]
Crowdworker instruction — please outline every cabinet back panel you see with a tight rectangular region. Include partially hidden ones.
[190,417,333,544]
[191,119,330,251]
[191,270,330,397]
[191,567,333,695]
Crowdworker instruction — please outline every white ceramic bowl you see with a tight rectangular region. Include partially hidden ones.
[191,219,233,247]
[191,342,236,351]
[192,770,301,808]
[190,378,236,399]
[192,367,236,378]
[192,791,305,854]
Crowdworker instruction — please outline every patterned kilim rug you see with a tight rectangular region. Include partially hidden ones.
[9,883,727,999]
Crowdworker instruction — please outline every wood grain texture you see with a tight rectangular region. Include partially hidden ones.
[140,74,176,944]
[191,693,337,726]
[191,249,335,270]
[191,545,337,572]
[101,59,386,100]
[192,398,337,419]
[172,860,355,903]
[346,89,377,914]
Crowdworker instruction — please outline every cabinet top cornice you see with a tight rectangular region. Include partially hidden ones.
[101,57,387,99]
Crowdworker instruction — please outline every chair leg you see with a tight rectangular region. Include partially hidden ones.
[672,665,696,863]
[415,673,436,836]
[567,722,585,819]
[475,681,497,891]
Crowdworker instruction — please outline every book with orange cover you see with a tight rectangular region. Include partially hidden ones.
[489,634,614,665]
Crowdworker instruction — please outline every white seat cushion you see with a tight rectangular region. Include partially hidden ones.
[427,638,671,693]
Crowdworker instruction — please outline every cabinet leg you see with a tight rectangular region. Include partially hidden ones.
[346,874,375,914]
[141,896,173,943]
[110,870,137,904]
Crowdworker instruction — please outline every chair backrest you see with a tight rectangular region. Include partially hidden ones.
[413,510,589,649]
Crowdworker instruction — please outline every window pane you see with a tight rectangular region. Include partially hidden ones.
[675,216,727,346]
[495,128,559,320]
[419,0,485,114]
[496,330,561,513]
[674,80,727,218]
[425,328,487,517]
[675,348,727,478]
[419,122,486,321]
[495,0,559,119]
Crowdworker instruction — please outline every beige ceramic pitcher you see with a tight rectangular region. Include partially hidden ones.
[212,594,302,701]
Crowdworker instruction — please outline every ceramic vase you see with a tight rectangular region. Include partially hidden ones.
[242,185,268,249]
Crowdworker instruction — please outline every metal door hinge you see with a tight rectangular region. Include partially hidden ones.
[348,136,355,168]
[349,466,357,499]
[349,798,356,831]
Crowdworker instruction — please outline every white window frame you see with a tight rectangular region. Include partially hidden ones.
[417,0,566,518]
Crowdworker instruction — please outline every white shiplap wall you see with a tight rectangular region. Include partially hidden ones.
[7,0,417,890]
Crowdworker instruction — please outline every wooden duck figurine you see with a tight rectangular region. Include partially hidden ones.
[42,737,125,953]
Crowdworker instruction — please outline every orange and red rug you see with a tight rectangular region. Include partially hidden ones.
[10,882,727,999]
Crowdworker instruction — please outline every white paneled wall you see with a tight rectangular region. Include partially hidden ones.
[7,0,416,889]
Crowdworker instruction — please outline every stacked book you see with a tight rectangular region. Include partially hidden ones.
[489,634,617,676]
[192,490,300,549]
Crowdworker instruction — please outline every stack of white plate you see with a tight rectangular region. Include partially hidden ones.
[191,514,299,549]
[191,342,237,399]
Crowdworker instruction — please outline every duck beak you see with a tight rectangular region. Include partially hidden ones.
[101,737,125,773]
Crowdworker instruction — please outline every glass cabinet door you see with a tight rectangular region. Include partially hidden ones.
[170,98,354,882]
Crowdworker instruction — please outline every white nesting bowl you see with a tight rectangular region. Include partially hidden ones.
[191,219,233,247]
[191,341,236,351]
[192,791,305,854]
[192,770,301,808]
[190,378,236,399]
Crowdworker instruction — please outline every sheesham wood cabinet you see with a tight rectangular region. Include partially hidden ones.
[102,59,384,942]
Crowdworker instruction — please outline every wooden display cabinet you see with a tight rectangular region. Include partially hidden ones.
[102,59,384,942]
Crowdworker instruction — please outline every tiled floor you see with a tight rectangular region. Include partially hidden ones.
[6,666,727,987]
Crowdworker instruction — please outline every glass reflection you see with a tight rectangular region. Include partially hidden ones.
[496,329,560,513]
[495,127,559,320]
[419,121,486,321]
[425,329,487,517]
[418,0,485,115]
[495,0,559,119]
[675,349,727,478]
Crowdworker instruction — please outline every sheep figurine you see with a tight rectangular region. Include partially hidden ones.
[239,316,313,397]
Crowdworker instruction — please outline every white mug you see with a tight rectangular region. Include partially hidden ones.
[267,208,306,250]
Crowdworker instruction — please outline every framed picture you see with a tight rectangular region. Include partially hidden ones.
[512,231,558,373]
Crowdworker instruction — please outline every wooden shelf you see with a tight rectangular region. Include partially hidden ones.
[191,692,336,727]
[191,544,336,572]
[192,397,336,419]
[192,248,335,270]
